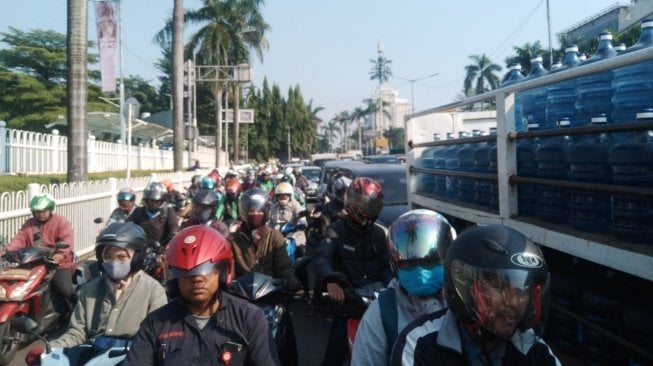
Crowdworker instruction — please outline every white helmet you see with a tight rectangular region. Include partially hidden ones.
[275,182,294,196]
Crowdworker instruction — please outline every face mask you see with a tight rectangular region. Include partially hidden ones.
[102,260,132,281]
[397,264,445,297]
[278,197,290,206]
[198,208,213,223]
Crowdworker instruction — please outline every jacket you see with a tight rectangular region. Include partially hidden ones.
[8,213,75,269]
[389,309,561,366]
[351,278,447,366]
[127,206,179,245]
[106,207,135,225]
[125,291,280,366]
[228,223,299,285]
[180,219,229,238]
[313,219,392,290]
[50,270,167,348]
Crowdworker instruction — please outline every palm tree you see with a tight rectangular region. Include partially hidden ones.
[463,54,501,110]
[324,120,340,153]
[157,0,270,166]
[66,0,88,182]
[350,106,369,150]
[505,41,545,75]
[332,111,350,152]
[369,44,392,85]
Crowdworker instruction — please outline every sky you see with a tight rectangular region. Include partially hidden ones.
[1,0,626,123]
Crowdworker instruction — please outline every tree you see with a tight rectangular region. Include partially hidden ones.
[369,44,392,85]
[323,120,340,153]
[463,54,501,110]
[349,105,369,150]
[504,41,545,76]
[383,127,405,150]
[66,0,88,182]
[331,111,350,152]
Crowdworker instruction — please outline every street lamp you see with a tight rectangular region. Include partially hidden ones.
[393,73,439,113]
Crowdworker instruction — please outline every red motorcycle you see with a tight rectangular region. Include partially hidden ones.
[0,241,69,365]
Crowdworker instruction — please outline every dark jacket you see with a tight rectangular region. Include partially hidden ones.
[180,218,229,238]
[127,206,178,245]
[313,219,392,290]
[125,292,279,366]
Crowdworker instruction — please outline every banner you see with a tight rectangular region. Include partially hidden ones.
[95,1,117,92]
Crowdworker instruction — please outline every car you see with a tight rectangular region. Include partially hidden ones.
[300,165,321,201]
[362,154,402,164]
[322,162,409,228]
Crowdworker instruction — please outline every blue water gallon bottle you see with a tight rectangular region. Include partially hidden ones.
[517,123,541,216]
[612,19,653,127]
[608,110,653,242]
[458,129,483,203]
[614,43,626,53]
[575,32,618,126]
[546,46,581,129]
[520,56,549,130]
[473,128,498,208]
[445,131,468,200]
[433,132,455,196]
[501,65,526,131]
[535,118,573,223]
[415,133,442,194]
[566,115,615,232]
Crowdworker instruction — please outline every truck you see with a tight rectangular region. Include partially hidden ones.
[404,48,653,364]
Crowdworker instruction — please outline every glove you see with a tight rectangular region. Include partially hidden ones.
[25,347,44,366]
[286,279,302,293]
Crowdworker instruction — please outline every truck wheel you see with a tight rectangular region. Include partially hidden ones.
[0,321,20,365]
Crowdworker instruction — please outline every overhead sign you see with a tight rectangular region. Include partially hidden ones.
[375,137,389,148]
[222,109,255,123]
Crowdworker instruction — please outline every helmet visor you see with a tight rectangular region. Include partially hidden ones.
[389,217,452,261]
[168,261,218,280]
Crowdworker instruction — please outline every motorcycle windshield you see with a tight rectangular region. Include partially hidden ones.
[229,272,284,301]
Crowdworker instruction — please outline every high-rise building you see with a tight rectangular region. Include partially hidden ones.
[373,84,411,132]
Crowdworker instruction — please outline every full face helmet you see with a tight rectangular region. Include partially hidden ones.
[192,189,220,224]
[207,169,222,187]
[94,222,148,272]
[331,175,352,203]
[387,210,456,297]
[444,225,550,337]
[166,226,235,297]
[345,177,383,230]
[238,188,270,229]
[200,176,216,190]
[30,193,56,212]
[143,182,166,201]
[224,178,242,201]
[117,188,136,203]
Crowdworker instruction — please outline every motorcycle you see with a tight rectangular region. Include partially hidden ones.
[229,272,298,366]
[0,241,69,365]
[12,316,129,366]
[142,240,167,285]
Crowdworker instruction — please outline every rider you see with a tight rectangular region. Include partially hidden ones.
[293,167,309,196]
[314,175,351,224]
[25,222,167,364]
[222,177,242,222]
[161,178,185,212]
[269,182,305,230]
[7,193,76,315]
[389,225,560,366]
[256,168,275,192]
[313,177,393,366]
[227,188,302,291]
[127,181,179,246]
[351,209,456,365]
[180,189,229,237]
[107,188,137,225]
[125,225,280,365]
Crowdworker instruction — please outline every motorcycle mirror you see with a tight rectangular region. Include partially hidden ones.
[55,241,69,250]
[94,217,104,224]
[12,317,52,353]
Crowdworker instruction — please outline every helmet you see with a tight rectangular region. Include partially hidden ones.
[200,176,215,190]
[207,169,222,186]
[117,188,136,203]
[143,182,166,201]
[331,175,352,203]
[30,193,56,212]
[284,167,293,176]
[95,222,148,272]
[192,189,220,206]
[387,209,456,274]
[161,179,174,193]
[444,225,550,337]
[166,226,234,287]
[191,175,202,187]
[225,178,242,201]
[292,167,302,177]
[345,177,383,229]
[275,182,294,196]
[238,188,270,229]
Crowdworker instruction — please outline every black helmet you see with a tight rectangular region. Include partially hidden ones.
[444,225,550,337]
[143,182,166,201]
[95,222,148,272]
[238,187,269,229]
[193,189,220,206]
[191,175,202,187]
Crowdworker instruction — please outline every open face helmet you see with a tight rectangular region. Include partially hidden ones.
[30,193,56,212]
[275,182,294,206]
[95,222,148,272]
[143,182,166,201]
[345,177,383,230]
[331,175,352,203]
[225,178,242,201]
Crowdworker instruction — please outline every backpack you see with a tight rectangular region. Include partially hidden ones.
[378,287,398,362]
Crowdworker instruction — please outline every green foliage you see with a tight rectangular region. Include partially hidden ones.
[383,127,405,150]
[369,49,393,85]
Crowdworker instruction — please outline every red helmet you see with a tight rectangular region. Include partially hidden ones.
[161,179,174,193]
[165,226,234,287]
[225,178,242,201]
[345,177,384,229]
[208,169,222,187]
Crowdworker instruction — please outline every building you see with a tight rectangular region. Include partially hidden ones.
[561,0,653,40]
[372,84,411,132]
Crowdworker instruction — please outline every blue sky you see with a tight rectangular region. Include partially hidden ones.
[1,0,624,122]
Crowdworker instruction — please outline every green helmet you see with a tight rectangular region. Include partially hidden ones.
[30,193,56,211]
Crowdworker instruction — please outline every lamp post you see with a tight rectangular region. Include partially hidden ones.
[393,73,439,113]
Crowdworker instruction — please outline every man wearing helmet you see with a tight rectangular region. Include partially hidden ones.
[313,177,393,366]
[107,188,137,225]
[256,168,275,192]
[161,178,185,212]
[293,167,309,195]
[227,188,302,292]
[390,225,560,366]
[352,210,455,366]
[181,189,229,237]
[126,226,279,365]
[127,181,179,245]
[7,193,76,315]
[221,177,243,222]
[41,223,166,350]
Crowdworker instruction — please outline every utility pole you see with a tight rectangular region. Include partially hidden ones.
[393,73,439,114]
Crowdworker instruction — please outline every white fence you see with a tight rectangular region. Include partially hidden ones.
[0,171,204,260]
[0,121,221,174]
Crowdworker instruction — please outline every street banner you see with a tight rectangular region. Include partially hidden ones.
[95,0,117,92]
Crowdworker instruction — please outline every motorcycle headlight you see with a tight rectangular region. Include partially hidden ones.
[9,270,42,301]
